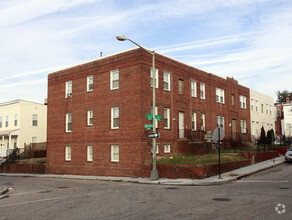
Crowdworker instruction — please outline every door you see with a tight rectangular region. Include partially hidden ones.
[232,119,236,140]
[179,112,184,138]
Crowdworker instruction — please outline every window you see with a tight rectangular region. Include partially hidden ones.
[201,113,205,130]
[231,94,235,106]
[217,116,225,129]
[178,79,184,94]
[0,116,2,128]
[261,104,264,113]
[111,107,119,129]
[200,83,205,99]
[192,112,197,131]
[32,114,38,126]
[152,144,159,154]
[164,108,170,129]
[191,81,197,97]
[66,113,72,132]
[6,115,8,127]
[65,146,71,161]
[164,72,170,91]
[239,95,246,109]
[251,99,254,111]
[14,114,18,126]
[266,104,269,115]
[256,122,259,135]
[216,88,225,104]
[251,121,255,135]
[150,68,158,88]
[255,100,258,112]
[87,75,93,92]
[270,105,272,115]
[241,120,247,134]
[111,144,119,162]
[32,136,38,143]
[87,145,93,162]
[65,81,72,98]
[164,144,170,153]
[87,110,93,126]
[110,69,119,90]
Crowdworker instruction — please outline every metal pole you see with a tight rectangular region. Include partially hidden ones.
[151,52,159,180]
[218,127,221,179]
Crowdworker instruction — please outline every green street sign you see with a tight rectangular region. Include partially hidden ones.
[155,115,162,121]
[144,124,153,130]
[146,114,153,120]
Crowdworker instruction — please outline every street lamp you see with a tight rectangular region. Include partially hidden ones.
[116,35,159,180]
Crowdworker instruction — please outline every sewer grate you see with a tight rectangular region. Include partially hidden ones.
[165,187,179,190]
[38,190,52,193]
[57,186,69,189]
[212,198,231,202]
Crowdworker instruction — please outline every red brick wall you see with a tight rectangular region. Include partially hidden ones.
[1,163,46,174]
[47,48,251,177]
[239,151,280,163]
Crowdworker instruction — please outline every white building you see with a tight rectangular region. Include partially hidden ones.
[282,100,292,137]
[0,100,47,157]
[250,89,276,141]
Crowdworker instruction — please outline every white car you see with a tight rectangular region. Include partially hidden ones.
[285,146,292,162]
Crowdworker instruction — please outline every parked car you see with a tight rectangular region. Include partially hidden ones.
[285,146,292,162]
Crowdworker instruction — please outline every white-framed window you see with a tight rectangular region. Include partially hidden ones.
[14,114,18,126]
[111,107,119,129]
[110,69,119,90]
[151,106,158,128]
[239,95,246,109]
[251,99,254,111]
[87,145,93,162]
[32,136,38,143]
[5,115,8,127]
[201,113,205,130]
[65,146,71,161]
[65,81,72,98]
[32,114,38,126]
[266,104,269,115]
[87,75,93,92]
[241,120,247,134]
[192,112,197,131]
[152,144,159,154]
[216,88,225,104]
[261,104,264,113]
[178,79,184,94]
[164,108,170,129]
[200,83,205,99]
[111,144,119,162]
[164,144,171,153]
[150,68,158,88]
[87,110,93,126]
[255,100,259,112]
[231,94,235,106]
[66,113,72,132]
[270,105,272,115]
[163,72,170,91]
[191,80,197,97]
[217,115,225,129]
[0,116,2,128]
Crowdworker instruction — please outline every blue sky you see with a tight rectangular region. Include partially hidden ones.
[1,0,291,104]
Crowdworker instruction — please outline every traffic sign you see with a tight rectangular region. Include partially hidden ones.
[146,114,153,120]
[213,127,225,142]
[148,133,160,138]
[155,115,162,121]
[144,124,153,130]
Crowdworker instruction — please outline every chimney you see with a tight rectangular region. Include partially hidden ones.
[286,97,290,104]
[100,52,102,57]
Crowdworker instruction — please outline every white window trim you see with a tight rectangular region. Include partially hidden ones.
[150,68,159,88]
[87,75,93,92]
[65,146,71,161]
[164,108,170,129]
[178,79,184,94]
[87,110,93,126]
[191,80,197,97]
[163,72,170,91]
[216,88,225,104]
[14,114,18,126]
[87,145,93,162]
[32,114,38,127]
[241,120,247,134]
[192,112,197,131]
[66,113,72,132]
[32,136,38,143]
[65,81,72,98]
[200,83,205,100]
[240,95,246,109]
[164,144,171,153]
[110,69,119,90]
[111,107,119,129]
[201,113,205,130]
[111,144,119,162]
[216,115,225,129]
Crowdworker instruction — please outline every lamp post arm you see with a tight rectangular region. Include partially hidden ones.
[127,39,154,55]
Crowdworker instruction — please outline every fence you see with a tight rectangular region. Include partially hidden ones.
[18,142,46,159]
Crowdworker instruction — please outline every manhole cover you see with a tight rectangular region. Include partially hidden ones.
[38,190,52,193]
[212,198,231,202]
[165,187,179,190]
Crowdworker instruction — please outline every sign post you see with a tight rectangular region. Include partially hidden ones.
[213,127,225,179]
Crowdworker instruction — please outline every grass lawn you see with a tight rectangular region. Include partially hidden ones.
[156,153,246,165]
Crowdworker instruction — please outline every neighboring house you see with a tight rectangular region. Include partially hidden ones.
[0,100,47,157]
[276,98,292,137]
[46,48,250,177]
[250,89,276,142]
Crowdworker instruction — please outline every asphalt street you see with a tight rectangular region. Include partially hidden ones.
[0,163,291,220]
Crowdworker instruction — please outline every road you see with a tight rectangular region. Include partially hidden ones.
[0,163,291,220]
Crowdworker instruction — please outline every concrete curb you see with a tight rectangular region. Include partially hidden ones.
[0,156,286,186]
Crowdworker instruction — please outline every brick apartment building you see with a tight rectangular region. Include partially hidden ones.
[47,48,250,177]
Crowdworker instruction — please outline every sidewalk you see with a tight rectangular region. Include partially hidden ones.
[0,156,286,195]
